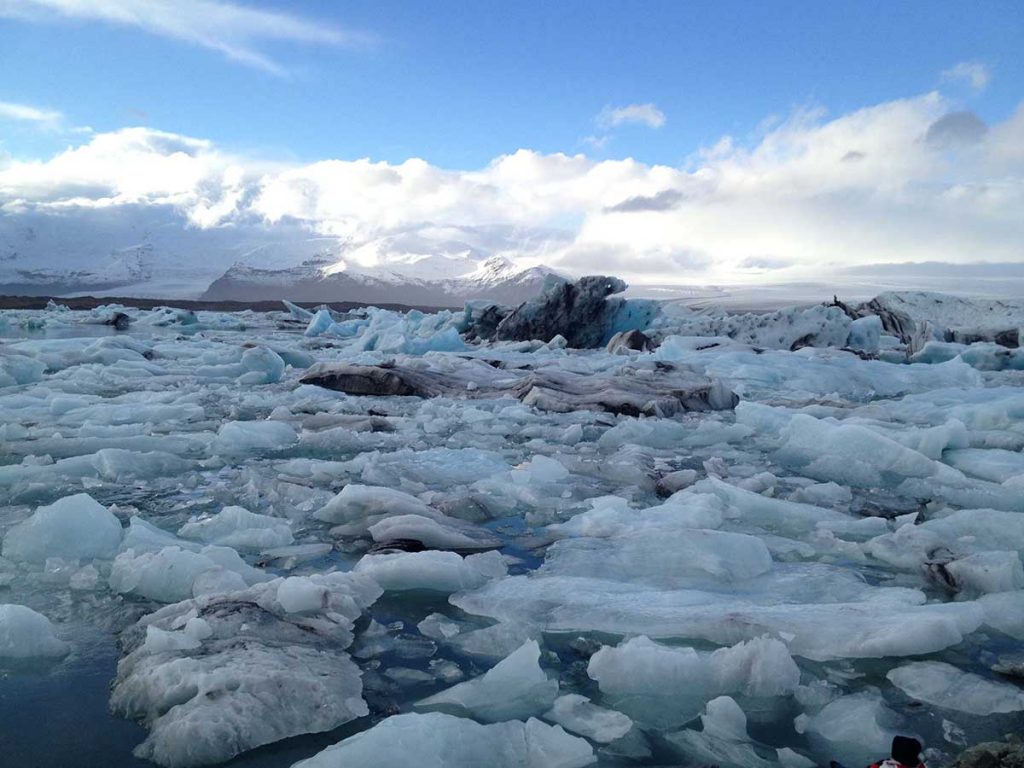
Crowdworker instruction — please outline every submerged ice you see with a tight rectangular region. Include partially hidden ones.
[2,281,1023,768]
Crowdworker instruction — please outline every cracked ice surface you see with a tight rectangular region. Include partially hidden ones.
[0,293,1023,768]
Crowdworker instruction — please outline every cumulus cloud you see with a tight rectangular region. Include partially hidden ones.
[0,0,370,74]
[2,91,1024,285]
[941,60,991,92]
[596,103,666,129]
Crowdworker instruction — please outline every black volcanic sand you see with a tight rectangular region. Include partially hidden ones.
[0,295,456,313]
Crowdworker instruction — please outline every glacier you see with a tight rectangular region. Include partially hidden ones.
[1,279,1023,767]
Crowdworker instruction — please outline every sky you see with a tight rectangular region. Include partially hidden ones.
[1,0,1023,288]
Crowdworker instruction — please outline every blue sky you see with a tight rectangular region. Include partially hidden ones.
[1,1,1022,288]
[2,0,1022,166]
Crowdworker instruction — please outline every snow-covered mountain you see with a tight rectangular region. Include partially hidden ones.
[201,255,563,307]
[0,206,565,304]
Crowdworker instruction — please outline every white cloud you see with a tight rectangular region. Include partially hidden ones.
[0,99,63,126]
[2,93,1023,286]
[597,103,666,129]
[0,0,370,74]
[941,60,991,92]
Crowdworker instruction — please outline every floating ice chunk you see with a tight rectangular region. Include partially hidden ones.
[178,506,294,550]
[304,309,335,337]
[109,545,266,603]
[2,493,122,564]
[0,603,70,658]
[776,413,944,487]
[794,691,902,768]
[416,640,558,722]
[513,454,570,484]
[417,612,462,639]
[846,315,882,354]
[122,517,201,555]
[880,419,969,460]
[887,660,1024,715]
[367,514,502,551]
[979,591,1024,639]
[915,342,1024,371]
[587,635,799,728]
[944,448,1024,483]
[544,694,633,743]
[453,574,981,661]
[789,482,853,508]
[866,508,1024,572]
[282,300,313,321]
[688,477,850,535]
[91,449,192,482]
[667,696,774,768]
[213,420,298,456]
[290,712,595,768]
[541,528,772,587]
[237,346,286,385]
[699,694,749,739]
[112,571,381,767]
[451,620,535,659]
[711,635,802,697]
[945,551,1024,594]
[0,352,45,388]
[354,550,507,593]
[119,645,368,768]
[315,484,436,525]
[550,494,724,539]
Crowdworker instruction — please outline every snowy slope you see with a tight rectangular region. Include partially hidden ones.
[0,206,563,304]
[202,255,562,306]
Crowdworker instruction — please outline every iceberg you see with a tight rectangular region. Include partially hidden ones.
[2,493,122,564]
[415,640,558,721]
[0,603,70,658]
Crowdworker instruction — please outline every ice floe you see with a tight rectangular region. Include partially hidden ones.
[3,285,1024,767]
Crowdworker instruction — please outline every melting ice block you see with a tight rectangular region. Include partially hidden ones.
[353,550,507,592]
[315,484,437,524]
[237,346,285,385]
[112,572,382,768]
[544,694,634,743]
[290,712,595,768]
[794,691,902,768]
[540,527,773,587]
[213,420,298,456]
[109,545,268,603]
[887,660,1024,715]
[178,506,294,550]
[416,639,558,721]
[367,514,502,551]
[587,635,800,728]
[2,493,122,564]
[667,696,775,768]
[452,574,983,661]
[0,603,70,658]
